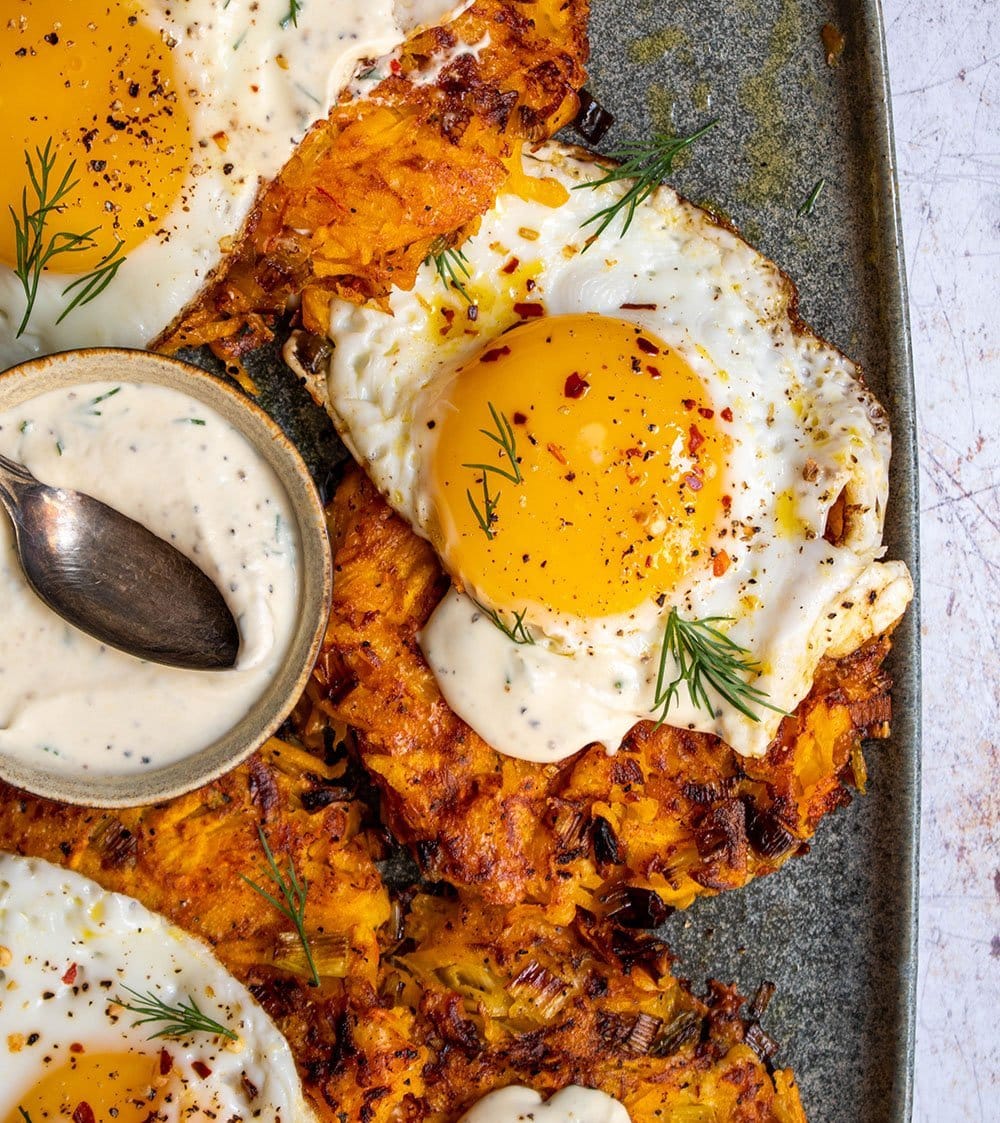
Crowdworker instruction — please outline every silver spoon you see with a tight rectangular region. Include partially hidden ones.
[0,452,240,670]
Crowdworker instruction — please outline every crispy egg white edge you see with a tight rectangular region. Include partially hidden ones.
[0,852,318,1122]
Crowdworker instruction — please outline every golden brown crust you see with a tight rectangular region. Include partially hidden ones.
[154,0,590,358]
[297,467,895,913]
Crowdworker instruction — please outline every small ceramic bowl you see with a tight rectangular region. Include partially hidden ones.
[0,348,332,807]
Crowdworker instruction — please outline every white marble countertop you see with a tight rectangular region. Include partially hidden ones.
[882,0,999,1117]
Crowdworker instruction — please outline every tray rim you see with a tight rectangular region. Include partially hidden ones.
[862,1,921,1117]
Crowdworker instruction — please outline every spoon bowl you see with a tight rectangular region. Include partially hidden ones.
[0,453,240,670]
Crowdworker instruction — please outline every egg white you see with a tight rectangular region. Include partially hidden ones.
[323,141,913,761]
[0,0,463,369]
[0,852,316,1121]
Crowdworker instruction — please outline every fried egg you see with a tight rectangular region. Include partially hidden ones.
[323,141,913,762]
[0,0,461,368]
[0,852,316,1122]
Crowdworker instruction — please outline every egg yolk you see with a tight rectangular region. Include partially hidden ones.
[4,1051,174,1122]
[0,0,191,273]
[427,313,727,618]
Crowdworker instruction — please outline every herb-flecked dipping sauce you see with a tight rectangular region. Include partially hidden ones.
[0,381,300,775]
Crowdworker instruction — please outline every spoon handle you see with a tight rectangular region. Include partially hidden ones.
[0,452,37,491]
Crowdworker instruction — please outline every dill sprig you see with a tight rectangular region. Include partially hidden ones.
[653,608,786,725]
[19,1109,32,1123]
[241,826,320,987]
[576,121,718,249]
[9,140,127,335]
[281,0,302,29]
[427,246,474,304]
[58,239,126,324]
[463,402,522,541]
[797,177,826,217]
[116,985,238,1041]
[477,601,535,645]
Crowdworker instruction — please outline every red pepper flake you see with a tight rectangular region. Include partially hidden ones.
[502,257,519,274]
[698,406,715,419]
[564,373,590,399]
[192,1060,213,1079]
[62,963,78,985]
[722,494,732,511]
[645,364,661,379]
[513,301,544,318]
[681,398,696,411]
[713,550,732,577]
[645,555,653,568]
[684,472,704,492]
[512,411,527,424]
[69,1042,84,1054]
[441,307,455,324]
[242,1074,260,1101]
[525,278,536,291]
[159,1048,173,1076]
[721,406,733,422]
[389,58,402,74]
[481,344,511,363]
[73,1104,96,1123]
[621,302,657,310]
[688,425,705,456]
[636,336,659,355]
[547,442,568,465]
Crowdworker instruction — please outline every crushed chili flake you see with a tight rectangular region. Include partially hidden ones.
[70,1042,84,1054]
[513,301,544,318]
[389,58,402,73]
[688,425,705,455]
[698,406,714,419]
[564,373,590,399]
[621,302,657,310]
[73,1104,96,1123]
[722,494,732,510]
[481,345,511,363]
[525,278,536,291]
[645,364,661,378]
[512,411,528,424]
[635,336,659,355]
[681,398,696,411]
[62,963,78,985]
[441,307,455,324]
[160,1048,173,1076]
[192,1060,213,1079]
[713,550,732,577]
[547,442,568,465]
[721,406,734,422]
[502,257,519,274]
[684,472,704,492]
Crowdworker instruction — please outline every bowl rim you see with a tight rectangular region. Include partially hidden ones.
[0,347,332,808]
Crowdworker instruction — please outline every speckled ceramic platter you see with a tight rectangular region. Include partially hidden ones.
[181,1,919,1119]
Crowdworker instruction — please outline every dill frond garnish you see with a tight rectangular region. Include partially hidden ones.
[19,1109,32,1123]
[463,402,522,541]
[281,0,302,29]
[797,178,826,217]
[57,239,126,324]
[9,140,126,335]
[426,245,474,304]
[653,608,786,725]
[576,121,718,249]
[241,826,320,987]
[116,985,238,1041]
[476,601,535,645]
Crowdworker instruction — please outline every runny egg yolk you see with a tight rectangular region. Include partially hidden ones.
[4,1051,174,1122]
[427,313,728,618]
[0,0,191,273]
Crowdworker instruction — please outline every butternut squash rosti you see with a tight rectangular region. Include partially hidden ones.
[155,0,590,359]
[0,737,806,1121]
[297,467,898,914]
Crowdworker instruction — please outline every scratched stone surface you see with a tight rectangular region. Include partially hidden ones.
[883,0,1000,1118]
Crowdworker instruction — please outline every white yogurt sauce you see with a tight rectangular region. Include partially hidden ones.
[0,381,299,775]
[459,1086,632,1123]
